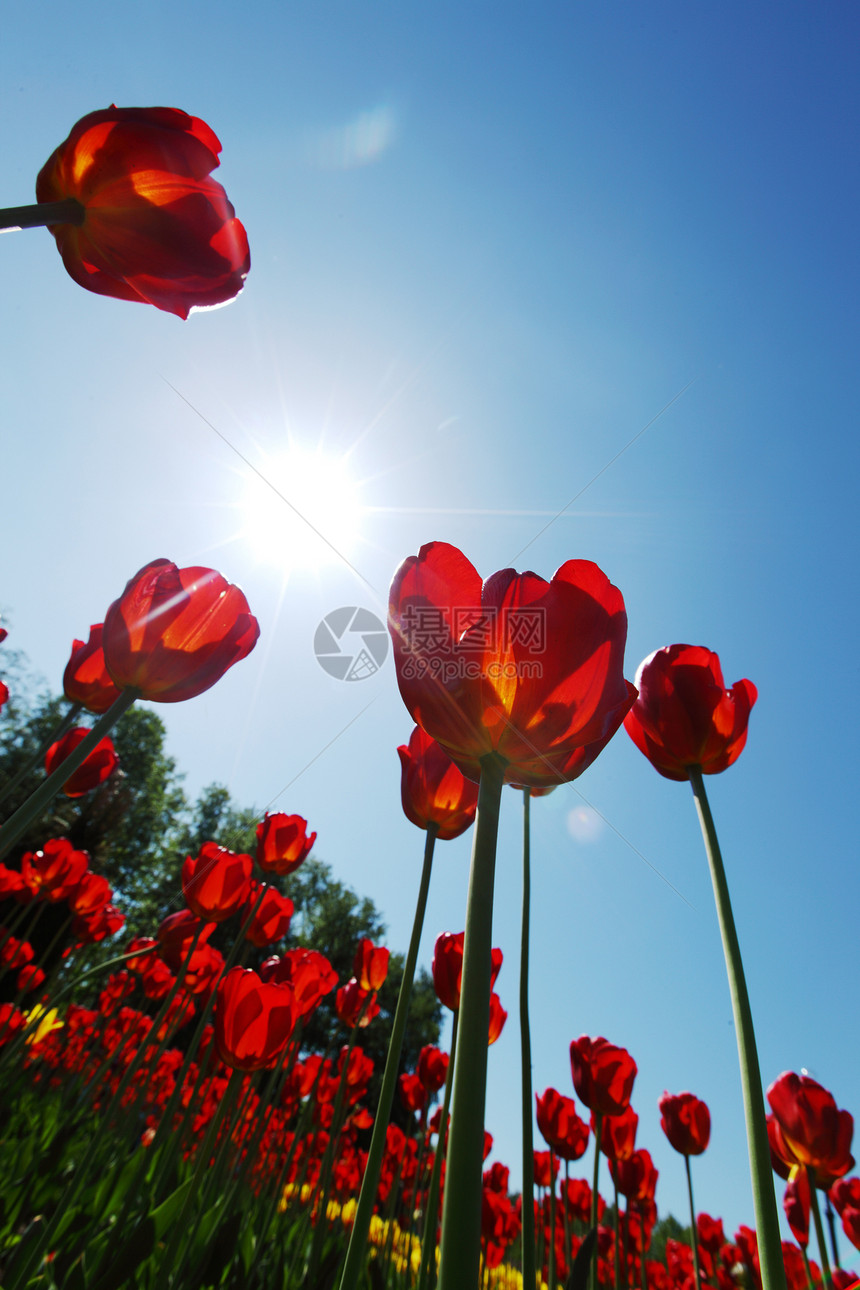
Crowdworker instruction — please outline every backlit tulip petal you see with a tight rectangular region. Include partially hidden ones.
[624,644,757,781]
[103,559,259,703]
[36,106,250,318]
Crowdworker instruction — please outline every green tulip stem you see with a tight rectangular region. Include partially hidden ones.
[824,1193,841,1270]
[337,822,438,1290]
[563,1161,572,1286]
[688,767,786,1290]
[809,1181,833,1290]
[0,199,85,231]
[684,1155,703,1290]
[437,752,506,1290]
[590,1112,603,1290]
[800,1245,816,1290]
[520,788,537,1290]
[0,688,138,860]
[418,1011,458,1290]
[0,702,82,809]
[614,1176,621,1290]
[548,1153,558,1290]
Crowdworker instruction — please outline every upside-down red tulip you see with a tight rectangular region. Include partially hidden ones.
[624,645,757,781]
[255,812,316,876]
[182,842,253,922]
[388,542,636,788]
[659,1091,711,1156]
[103,559,259,703]
[214,967,296,1072]
[44,727,119,797]
[63,625,122,714]
[36,106,250,318]
[353,937,389,992]
[397,725,480,839]
[767,1071,854,1182]
[570,1035,637,1116]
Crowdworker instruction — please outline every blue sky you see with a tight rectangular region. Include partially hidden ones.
[2,0,859,1253]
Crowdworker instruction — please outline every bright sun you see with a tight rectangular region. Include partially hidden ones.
[239,446,363,573]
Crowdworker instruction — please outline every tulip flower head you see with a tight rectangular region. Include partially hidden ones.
[624,644,757,781]
[103,559,259,703]
[214,967,296,1072]
[44,727,119,797]
[63,625,122,713]
[431,930,502,1012]
[181,842,253,923]
[659,1091,711,1156]
[255,812,316,876]
[389,542,635,788]
[767,1071,855,1183]
[397,725,480,839]
[570,1034,637,1117]
[36,106,250,318]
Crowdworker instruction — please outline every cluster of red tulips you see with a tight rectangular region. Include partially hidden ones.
[0,105,856,1290]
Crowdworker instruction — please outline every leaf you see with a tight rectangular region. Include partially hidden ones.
[566,1226,597,1290]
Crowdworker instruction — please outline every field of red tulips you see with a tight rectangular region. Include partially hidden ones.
[1,94,857,1290]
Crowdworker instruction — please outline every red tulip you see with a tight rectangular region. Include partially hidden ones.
[182,842,253,922]
[697,1213,725,1254]
[767,1071,854,1183]
[831,1177,860,1217]
[259,949,338,1017]
[612,1148,658,1202]
[63,625,122,714]
[36,106,250,318]
[214,967,296,1071]
[17,963,46,993]
[397,725,480,839]
[783,1169,811,1246]
[624,645,757,781]
[659,1091,711,1156]
[73,903,125,943]
[103,559,259,703]
[157,909,214,971]
[255,812,316,876]
[21,838,89,902]
[335,978,380,1029]
[418,1045,449,1093]
[243,884,294,948]
[44,726,119,797]
[487,992,507,1045]
[388,542,635,788]
[0,864,33,903]
[601,1104,639,1161]
[536,1088,589,1159]
[570,1035,637,1116]
[400,1072,427,1114]
[67,871,113,917]
[353,937,390,992]
[431,931,502,1012]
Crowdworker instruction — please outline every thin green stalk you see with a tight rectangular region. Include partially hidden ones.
[521,788,537,1290]
[684,1154,703,1290]
[688,767,786,1290]
[0,688,137,860]
[563,1161,572,1287]
[418,1012,458,1290]
[613,1176,620,1290]
[590,1112,603,1290]
[338,822,438,1290]
[0,702,82,808]
[436,752,505,1290]
[0,198,85,230]
[801,1245,816,1290]
[809,1181,833,1290]
[824,1192,841,1270]
[548,1161,557,1290]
